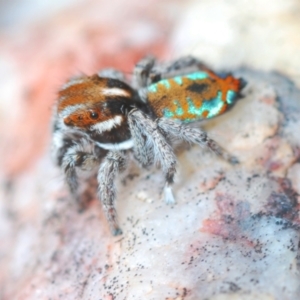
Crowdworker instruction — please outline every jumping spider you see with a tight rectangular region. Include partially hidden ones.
[52,55,246,235]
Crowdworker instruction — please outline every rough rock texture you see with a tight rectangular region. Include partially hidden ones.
[1,0,300,300]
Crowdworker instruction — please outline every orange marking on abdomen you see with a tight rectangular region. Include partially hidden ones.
[207,71,241,102]
[148,76,219,120]
[202,110,209,118]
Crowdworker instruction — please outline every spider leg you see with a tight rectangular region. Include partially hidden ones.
[157,118,239,164]
[133,55,207,89]
[132,55,156,88]
[98,68,126,81]
[98,151,127,236]
[149,55,208,82]
[127,111,154,168]
[128,109,177,204]
[60,139,99,202]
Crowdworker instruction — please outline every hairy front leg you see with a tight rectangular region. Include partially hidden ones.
[127,111,154,168]
[98,151,127,236]
[128,109,177,204]
[61,140,99,204]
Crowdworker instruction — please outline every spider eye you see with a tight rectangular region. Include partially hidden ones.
[89,111,99,119]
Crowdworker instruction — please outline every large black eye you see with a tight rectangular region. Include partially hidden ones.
[90,111,99,119]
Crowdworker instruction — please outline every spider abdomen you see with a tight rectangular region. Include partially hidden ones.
[147,70,244,122]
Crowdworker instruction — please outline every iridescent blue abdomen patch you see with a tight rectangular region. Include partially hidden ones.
[147,70,244,122]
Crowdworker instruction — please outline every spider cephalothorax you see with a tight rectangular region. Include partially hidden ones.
[52,56,246,235]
